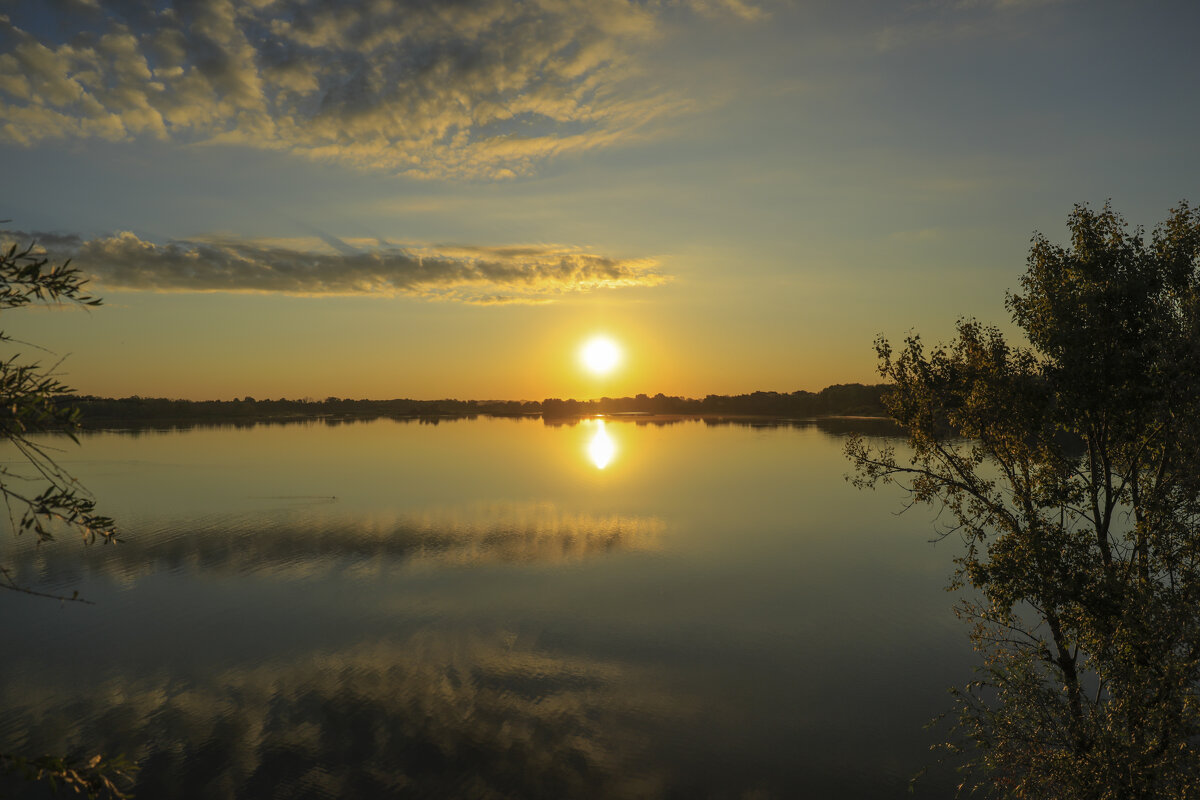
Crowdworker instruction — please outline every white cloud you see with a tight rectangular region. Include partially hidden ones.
[1,229,670,304]
[0,0,766,179]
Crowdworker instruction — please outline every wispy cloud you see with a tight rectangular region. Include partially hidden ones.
[874,0,1066,51]
[1,229,669,304]
[0,0,765,179]
[687,0,768,22]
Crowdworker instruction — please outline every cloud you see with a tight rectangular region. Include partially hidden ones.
[0,0,765,179]
[0,229,669,304]
[874,0,1066,50]
[687,0,768,22]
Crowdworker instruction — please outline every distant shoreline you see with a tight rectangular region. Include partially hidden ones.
[62,383,893,430]
[60,409,904,436]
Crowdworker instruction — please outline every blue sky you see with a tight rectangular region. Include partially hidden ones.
[1,0,1197,399]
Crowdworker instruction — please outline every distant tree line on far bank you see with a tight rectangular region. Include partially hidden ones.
[65,383,888,426]
[540,383,886,417]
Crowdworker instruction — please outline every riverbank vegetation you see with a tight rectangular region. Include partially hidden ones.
[849,202,1200,798]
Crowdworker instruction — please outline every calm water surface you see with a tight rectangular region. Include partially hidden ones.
[0,416,973,798]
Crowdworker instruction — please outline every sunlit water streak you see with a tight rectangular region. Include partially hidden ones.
[587,419,616,469]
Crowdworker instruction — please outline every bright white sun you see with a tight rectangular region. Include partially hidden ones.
[581,336,621,375]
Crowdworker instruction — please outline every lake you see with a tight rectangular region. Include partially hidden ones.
[0,416,974,799]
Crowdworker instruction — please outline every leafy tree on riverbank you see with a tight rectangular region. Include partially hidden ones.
[0,239,117,576]
[0,237,132,796]
[848,202,1200,798]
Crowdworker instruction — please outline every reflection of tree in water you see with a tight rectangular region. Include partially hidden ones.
[0,631,690,799]
[703,416,906,437]
[0,504,666,589]
[542,415,905,437]
[72,410,903,439]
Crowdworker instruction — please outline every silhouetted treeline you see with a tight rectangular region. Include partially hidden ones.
[66,383,888,427]
[540,384,888,418]
[68,395,540,426]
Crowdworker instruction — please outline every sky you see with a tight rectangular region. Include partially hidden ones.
[0,0,1197,401]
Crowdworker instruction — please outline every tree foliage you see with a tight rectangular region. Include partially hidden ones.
[0,240,115,557]
[0,752,135,799]
[0,238,133,796]
[847,202,1200,798]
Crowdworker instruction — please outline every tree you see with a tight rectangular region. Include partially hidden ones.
[0,237,133,796]
[847,202,1200,799]
[0,240,116,562]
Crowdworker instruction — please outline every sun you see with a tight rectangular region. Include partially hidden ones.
[580,336,621,375]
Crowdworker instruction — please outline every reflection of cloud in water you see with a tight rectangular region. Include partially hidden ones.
[0,630,691,799]
[0,503,666,588]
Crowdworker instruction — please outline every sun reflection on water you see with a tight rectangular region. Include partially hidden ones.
[588,420,616,469]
